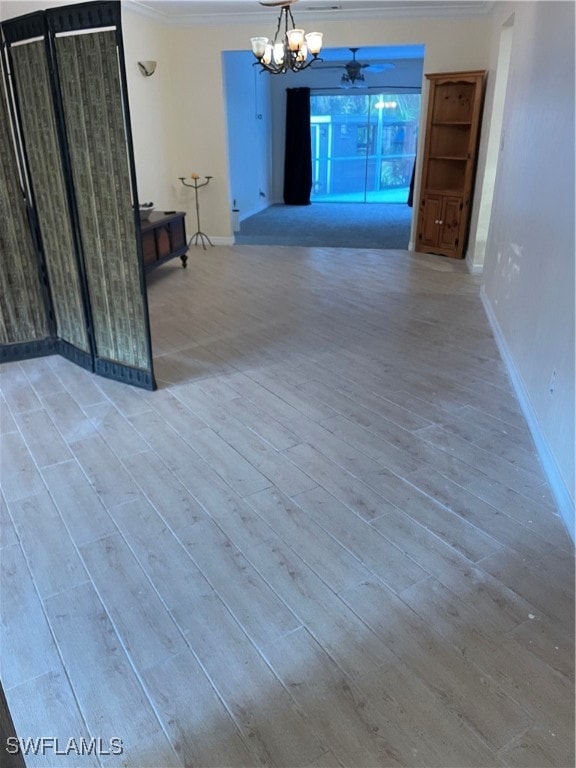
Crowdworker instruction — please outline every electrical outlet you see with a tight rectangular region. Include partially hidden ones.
[548,368,557,395]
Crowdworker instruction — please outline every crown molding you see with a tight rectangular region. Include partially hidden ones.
[122,1,278,24]
[122,1,495,27]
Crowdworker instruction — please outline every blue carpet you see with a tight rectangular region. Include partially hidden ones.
[235,202,413,249]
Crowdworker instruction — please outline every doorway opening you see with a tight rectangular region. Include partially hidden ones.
[310,91,421,204]
[224,44,425,246]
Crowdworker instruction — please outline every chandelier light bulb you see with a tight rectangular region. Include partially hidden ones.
[286,28,305,51]
[250,37,268,58]
[304,32,323,55]
[296,43,308,63]
[262,44,273,65]
[273,42,285,64]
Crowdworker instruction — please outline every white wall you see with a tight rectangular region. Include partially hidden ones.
[0,1,175,217]
[264,14,491,241]
[121,9,174,210]
[466,13,514,273]
[306,14,491,249]
[0,0,80,17]
[117,10,491,241]
[482,1,575,533]
[223,51,272,224]
[2,4,491,243]
[1,1,494,250]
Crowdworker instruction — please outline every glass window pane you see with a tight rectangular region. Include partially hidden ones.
[311,92,420,203]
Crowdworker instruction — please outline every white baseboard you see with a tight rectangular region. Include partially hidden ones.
[466,252,483,274]
[239,202,268,222]
[481,288,575,540]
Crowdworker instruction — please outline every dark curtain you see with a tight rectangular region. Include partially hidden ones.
[407,138,418,207]
[283,87,312,205]
[407,160,416,207]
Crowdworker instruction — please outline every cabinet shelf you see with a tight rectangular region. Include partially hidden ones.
[432,120,473,126]
[424,186,467,196]
[429,155,468,161]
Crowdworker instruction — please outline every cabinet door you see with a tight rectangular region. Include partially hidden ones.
[156,226,171,258]
[418,194,443,248]
[141,231,157,267]
[169,217,186,251]
[437,196,462,253]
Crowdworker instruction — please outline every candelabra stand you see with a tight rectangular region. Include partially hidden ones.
[179,176,213,250]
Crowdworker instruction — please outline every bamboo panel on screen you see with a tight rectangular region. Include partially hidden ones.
[10,39,91,357]
[54,30,151,377]
[0,60,50,355]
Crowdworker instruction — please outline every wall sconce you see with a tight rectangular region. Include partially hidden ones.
[138,60,157,77]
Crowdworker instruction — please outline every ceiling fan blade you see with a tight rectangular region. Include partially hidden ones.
[364,63,395,72]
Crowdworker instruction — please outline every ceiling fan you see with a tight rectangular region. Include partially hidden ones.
[322,48,395,85]
[342,48,370,84]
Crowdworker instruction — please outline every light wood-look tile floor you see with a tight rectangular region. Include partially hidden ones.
[1,245,574,768]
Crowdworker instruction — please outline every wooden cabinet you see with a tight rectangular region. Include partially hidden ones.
[140,211,188,272]
[419,194,463,252]
[416,70,485,259]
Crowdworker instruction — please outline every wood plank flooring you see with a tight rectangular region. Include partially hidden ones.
[1,244,574,767]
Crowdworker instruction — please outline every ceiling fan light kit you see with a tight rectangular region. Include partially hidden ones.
[340,48,367,85]
[341,70,364,85]
[251,0,323,74]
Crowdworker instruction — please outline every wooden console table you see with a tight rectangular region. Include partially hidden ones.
[140,211,188,272]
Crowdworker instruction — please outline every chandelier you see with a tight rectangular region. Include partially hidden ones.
[250,1,323,75]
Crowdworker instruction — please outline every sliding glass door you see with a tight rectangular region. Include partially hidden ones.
[310,92,420,203]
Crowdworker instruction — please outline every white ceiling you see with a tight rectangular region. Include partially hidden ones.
[125,0,494,25]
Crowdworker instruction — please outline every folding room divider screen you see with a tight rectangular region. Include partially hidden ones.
[0,0,155,389]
